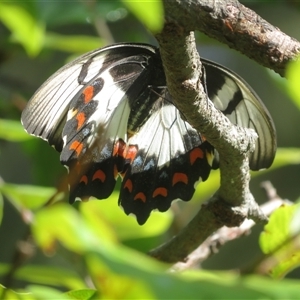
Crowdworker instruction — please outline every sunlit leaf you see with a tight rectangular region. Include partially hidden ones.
[0,119,33,142]
[0,3,45,56]
[87,255,154,299]
[0,183,58,211]
[122,0,163,33]
[86,252,300,300]
[80,200,119,243]
[80,195,172,240]
[243,275,300,299]
[32,204,117,254]
[259,203,300,278]
[16,265,85,290]
[65,289,97,300]
[29,201,300,299]
[286,56,300,111]
[26,285,70,300]
[0,284,35,300]
[0,263,85,291]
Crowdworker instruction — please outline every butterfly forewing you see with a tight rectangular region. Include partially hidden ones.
[21,43,276,225]
[60,47,159,202]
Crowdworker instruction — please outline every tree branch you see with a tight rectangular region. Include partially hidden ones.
[162,0,300,76]
[149,0,288,263]
[170,187,291,272]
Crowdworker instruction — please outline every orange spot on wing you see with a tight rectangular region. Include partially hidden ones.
[152,187,168,198]
[134,192,146,203]
[82,86,94,103]
[69,140,84,156]
[76,112,86,129]
[172,173,188,186]
[124,179,133,193]
[190,148,204,165]
[92,170,106,182]
[113,139,126,157]
[125,145,138,162]
[80,175,88,185]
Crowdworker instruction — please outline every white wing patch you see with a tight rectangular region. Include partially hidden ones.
[128,102,198,169]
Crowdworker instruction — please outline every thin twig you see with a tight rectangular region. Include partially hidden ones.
[170,190,290,272]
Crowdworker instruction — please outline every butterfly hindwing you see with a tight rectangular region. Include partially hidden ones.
[120,94,214,224]
[203,60,276,170]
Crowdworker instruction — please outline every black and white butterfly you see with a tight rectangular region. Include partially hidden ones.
[21,43,276,225]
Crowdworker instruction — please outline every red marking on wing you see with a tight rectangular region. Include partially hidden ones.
[69,140,84,156]
[190,148,204,165]
[134,192,146,203]
[124,179,133,193]
[113,139,126,157]
[92,169,106,182]
[172,173,188,186]
[76,112,86,129]
[82,85,94,103]
[125,145,138,162]
[152,187,168,198]
[80,175,88,185]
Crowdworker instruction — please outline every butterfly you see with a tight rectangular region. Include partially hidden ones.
[21,43,276,225]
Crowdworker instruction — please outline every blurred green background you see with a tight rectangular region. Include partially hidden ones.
[0,0,300,293]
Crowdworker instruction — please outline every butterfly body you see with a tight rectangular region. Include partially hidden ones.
[21,43,276,225]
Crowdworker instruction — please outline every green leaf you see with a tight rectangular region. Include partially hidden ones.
[0,119,33,142]
[32,203,117,254]
[30,201,300,299]
[19,266,85,291]
[0,183,58,211]
[259,203,300,278]
[80,195,172,240]
[122,0,163,33]
[65,289,97,300]
[26,285,71,300]
[286,56,300,111]
[0,284,35,300]
[44,33,105,54]
[86,251,300,300]
[86,254,155,299]
[0,3,45,56]
[243,275,300,299]
[0,264,86,291]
